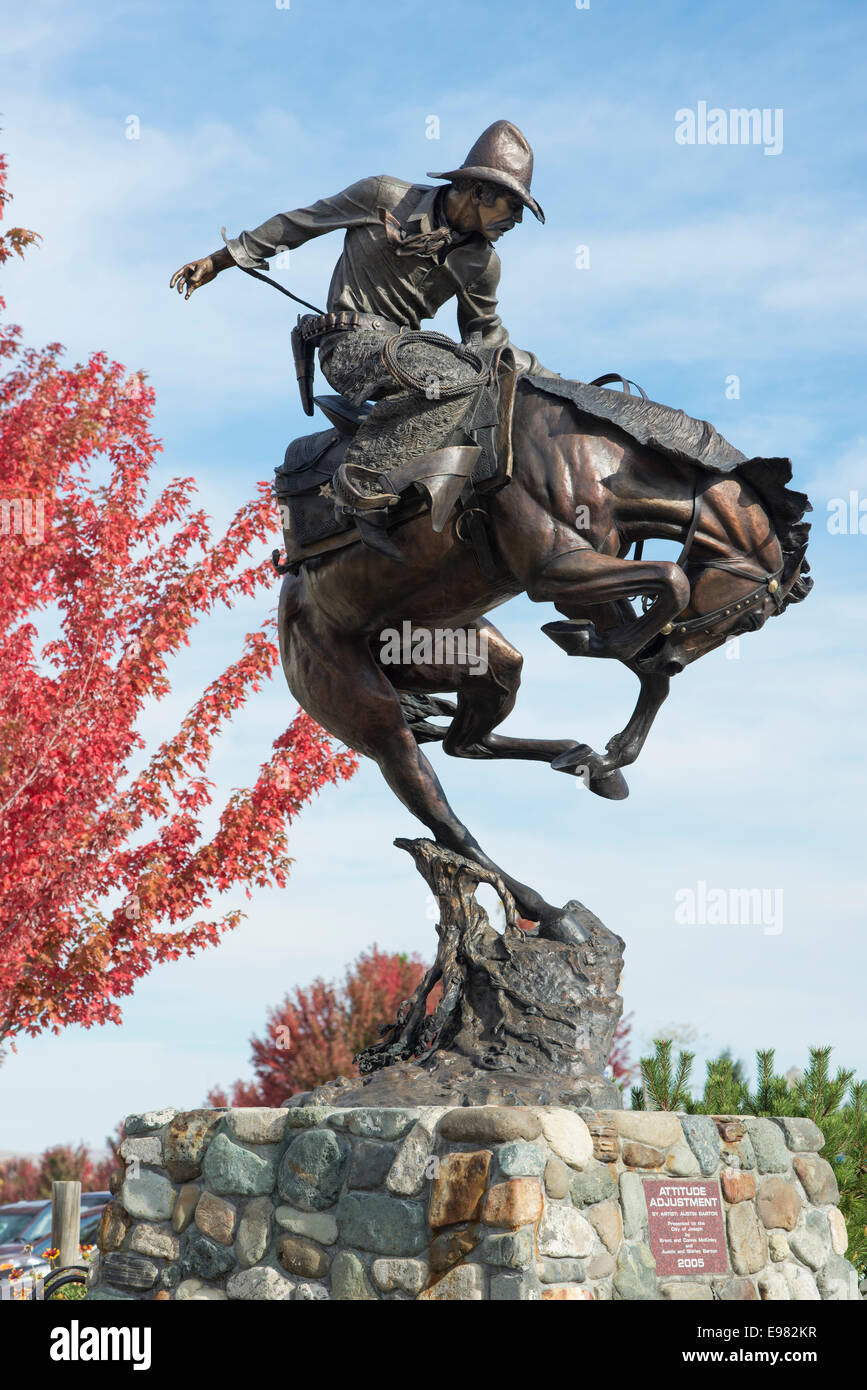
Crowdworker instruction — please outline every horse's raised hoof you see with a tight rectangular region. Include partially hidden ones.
[550,745,630,800]
[551,743,594,775]
[537,907,591,947]
[589,769,629,800]
[542,619,596,657]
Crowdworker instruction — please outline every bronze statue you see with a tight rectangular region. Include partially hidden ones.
[274,385,811,927]
[171,120,543,556]
[272,378,810,1108]
[171,123,812,1107]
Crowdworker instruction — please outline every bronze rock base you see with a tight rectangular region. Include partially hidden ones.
[290,838,625,1112]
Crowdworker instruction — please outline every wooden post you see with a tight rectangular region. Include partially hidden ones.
[51,1181,81,1268]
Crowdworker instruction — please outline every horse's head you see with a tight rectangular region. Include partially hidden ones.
[635,461,813,676]
[639,545,811,675]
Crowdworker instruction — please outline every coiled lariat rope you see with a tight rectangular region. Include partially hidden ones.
[381,330,490,398]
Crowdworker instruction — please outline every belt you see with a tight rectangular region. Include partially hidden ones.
[299,310,404,343]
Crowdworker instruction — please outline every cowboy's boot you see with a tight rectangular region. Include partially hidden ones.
[333,463,404,560]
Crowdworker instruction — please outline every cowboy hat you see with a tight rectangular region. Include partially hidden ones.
[428,119,545,223]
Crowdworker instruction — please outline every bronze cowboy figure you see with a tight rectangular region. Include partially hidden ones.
[170,124,812,944]
[170,120,544,558]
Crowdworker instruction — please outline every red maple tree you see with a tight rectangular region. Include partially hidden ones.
[0,155,356,1044]
[0,1130,121,1203]
[208,946,436,1106]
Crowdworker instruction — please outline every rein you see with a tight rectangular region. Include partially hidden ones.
[660,564,785,638]
[236,263,325,315]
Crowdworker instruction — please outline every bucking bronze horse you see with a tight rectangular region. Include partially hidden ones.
[277,377,811,938]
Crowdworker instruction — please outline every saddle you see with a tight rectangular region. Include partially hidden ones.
[274,362,521,575]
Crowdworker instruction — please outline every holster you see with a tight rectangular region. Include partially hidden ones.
[291,315,317,417]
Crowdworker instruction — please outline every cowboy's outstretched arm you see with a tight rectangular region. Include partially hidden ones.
[170,177,383,298]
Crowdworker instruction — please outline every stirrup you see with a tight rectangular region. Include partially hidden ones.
[336,462,400,510]
[347,488,401,512]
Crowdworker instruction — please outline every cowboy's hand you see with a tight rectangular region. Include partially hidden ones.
[170,248,230,299]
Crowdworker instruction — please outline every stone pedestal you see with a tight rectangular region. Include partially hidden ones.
[86,1104,860,1301]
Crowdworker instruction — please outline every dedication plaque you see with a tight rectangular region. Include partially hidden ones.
[644,1178,728,1276]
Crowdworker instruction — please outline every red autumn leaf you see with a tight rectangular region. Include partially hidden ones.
[0,152,357,1044]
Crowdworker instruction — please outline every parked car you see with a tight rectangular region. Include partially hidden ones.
[0,1206,105,1282]
[0,1201,49,1246]
[0,1191,110,1263]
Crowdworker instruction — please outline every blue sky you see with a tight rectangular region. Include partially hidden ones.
[1,0,865,1151]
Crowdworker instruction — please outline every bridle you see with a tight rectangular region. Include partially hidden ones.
[634,481,785,641]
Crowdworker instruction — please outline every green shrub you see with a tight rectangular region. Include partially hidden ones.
[632,1042,866,1275]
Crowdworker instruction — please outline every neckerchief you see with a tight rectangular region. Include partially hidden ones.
[377,202,467,260]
